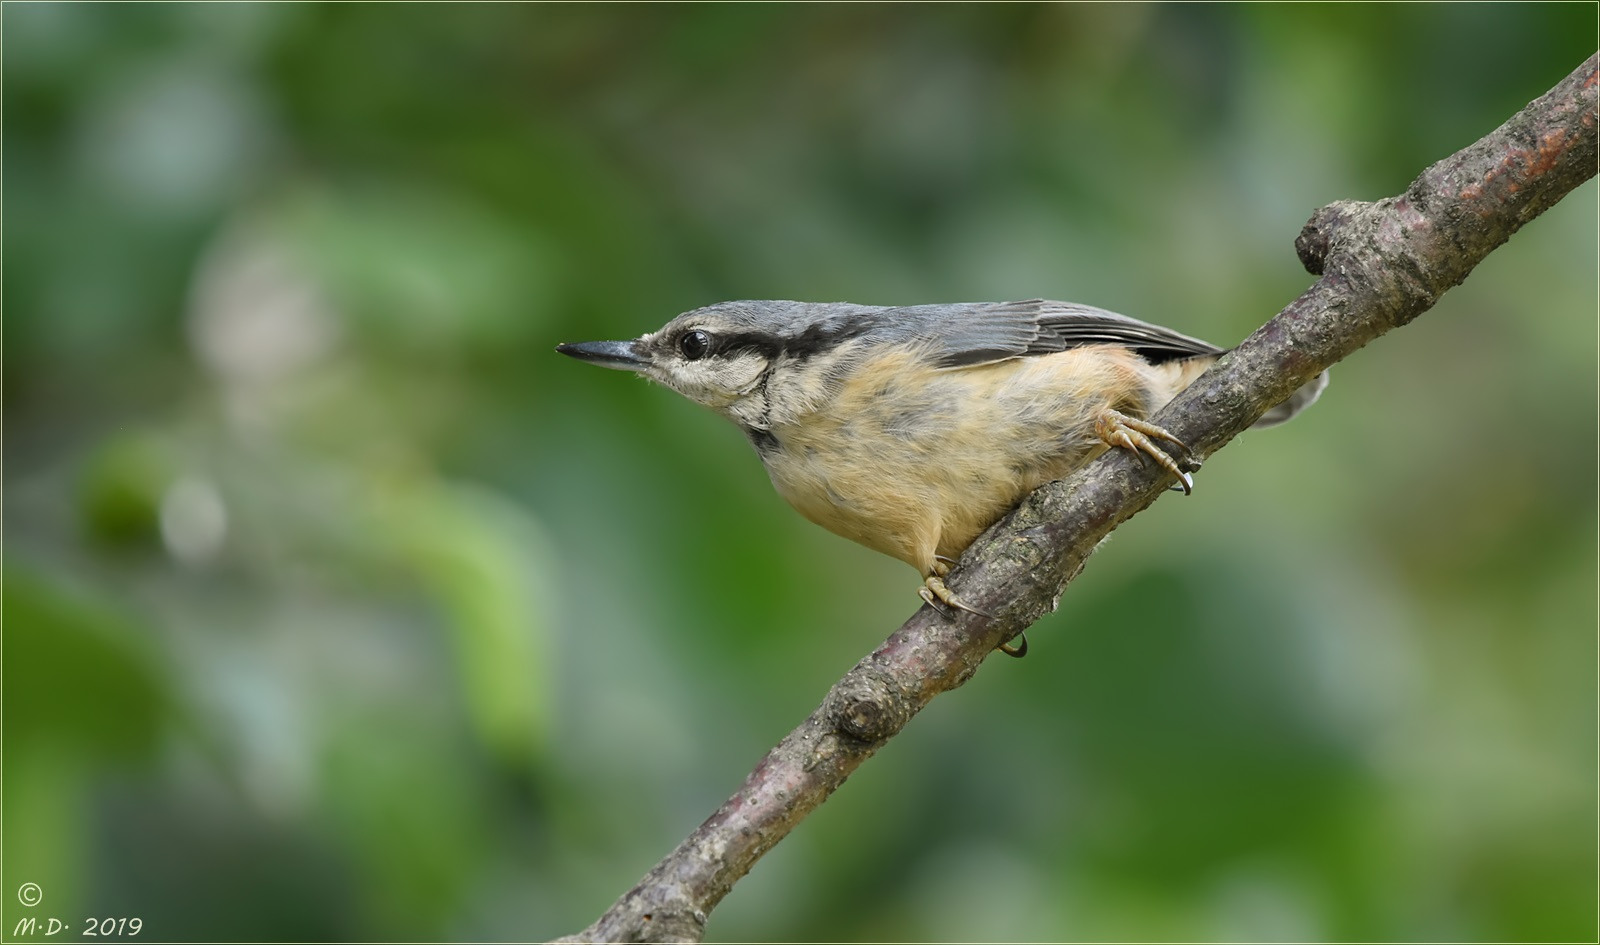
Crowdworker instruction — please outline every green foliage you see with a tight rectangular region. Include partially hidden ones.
[5,4,1595,941]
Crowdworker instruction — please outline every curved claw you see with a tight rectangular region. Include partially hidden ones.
[1095,407,1196,495]
[921,574,990,618]
[921,574,1021,657]
[998,630,1028,658]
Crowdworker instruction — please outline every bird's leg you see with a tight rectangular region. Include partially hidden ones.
[918,558,1027,657]
[1094,407,1197,494]
[919,566,987,618]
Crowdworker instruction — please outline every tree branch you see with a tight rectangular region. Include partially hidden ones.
[556,54,1597,945]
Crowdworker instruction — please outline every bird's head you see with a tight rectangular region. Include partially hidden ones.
[557,300,884,428]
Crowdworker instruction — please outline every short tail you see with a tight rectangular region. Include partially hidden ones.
[1252,370,1330,428]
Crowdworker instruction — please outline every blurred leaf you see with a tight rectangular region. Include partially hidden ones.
[3,566,169,757]
[320,721,489,938]
[373,478,556,772]
[276,183,564,353]
[2,566,172,928]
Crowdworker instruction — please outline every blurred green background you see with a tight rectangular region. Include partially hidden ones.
[4,4,1595,942]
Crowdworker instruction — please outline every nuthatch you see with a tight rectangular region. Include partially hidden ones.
[557,299,1327,656]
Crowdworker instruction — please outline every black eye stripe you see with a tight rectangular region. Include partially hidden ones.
[715,332,783,359]
[731,321,872,361]
[668,319,873,363]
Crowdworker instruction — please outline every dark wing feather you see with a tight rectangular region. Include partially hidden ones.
[882,299,1225,368]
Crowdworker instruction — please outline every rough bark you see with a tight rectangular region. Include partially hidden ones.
[555,54,1597,944]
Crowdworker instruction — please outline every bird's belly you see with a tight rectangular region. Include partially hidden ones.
[761,348,1145,570]
[763,444,936,565]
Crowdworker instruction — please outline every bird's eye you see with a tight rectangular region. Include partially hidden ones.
[679,329,711,361]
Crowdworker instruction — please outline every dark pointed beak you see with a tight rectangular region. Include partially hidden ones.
[555,339,650,372]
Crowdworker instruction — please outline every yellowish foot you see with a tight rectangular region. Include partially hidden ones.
[1094,407,1196,494]
[918,571,1027,658]
[919,574,988,617]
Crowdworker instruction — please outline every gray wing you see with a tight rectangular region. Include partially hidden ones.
[881,299,1225,368]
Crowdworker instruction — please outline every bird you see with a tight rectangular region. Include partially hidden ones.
[557,299,1327,656]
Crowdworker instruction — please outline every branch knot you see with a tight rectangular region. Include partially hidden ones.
[1295,199,1369,275]
[825,668,913,744]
